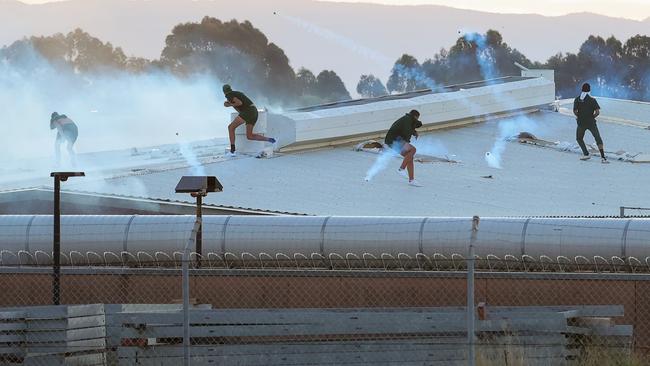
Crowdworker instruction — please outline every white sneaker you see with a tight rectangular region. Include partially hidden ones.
[579,155,591,161]
[601,158,610,164]
[226,151,237,157]
[397,169,408,179]
[408,179,423,187]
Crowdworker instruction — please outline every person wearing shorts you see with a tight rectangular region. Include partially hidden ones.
[385,109,423,187]
[573,83,608,163]
[223,84,276,156]
[50,112,78,166]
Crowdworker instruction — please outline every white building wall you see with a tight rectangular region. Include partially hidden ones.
[270,77,555,150]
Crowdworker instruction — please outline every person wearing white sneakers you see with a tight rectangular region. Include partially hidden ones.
[573,83,608,164]
[223,84,276,157]
[384,110,423,187]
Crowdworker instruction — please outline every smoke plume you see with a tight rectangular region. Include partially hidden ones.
[0,44,230,173]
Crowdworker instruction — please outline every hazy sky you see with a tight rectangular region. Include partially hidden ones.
[16,0,650,21]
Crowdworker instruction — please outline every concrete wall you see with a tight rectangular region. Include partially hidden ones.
[268,77,555,150]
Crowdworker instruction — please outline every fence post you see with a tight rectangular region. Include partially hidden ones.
[183,219,202,366]
[467,215,480,366]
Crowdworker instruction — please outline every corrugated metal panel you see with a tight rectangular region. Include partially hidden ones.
[126,215,197,253]
[324,217,425,255]
[27,215,135,254]
[224,216,328,255]
[523,218,629,258]
[622,219,650,259]
[0,215,35,253]
[1,216,650,260]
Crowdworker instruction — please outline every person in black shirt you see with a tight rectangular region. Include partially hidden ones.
[385,110,423,187]
[573,83,608,163]
[223,84,276,156]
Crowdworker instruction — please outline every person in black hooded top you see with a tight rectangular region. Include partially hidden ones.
[384,109,424,187]
[573,83,608,163]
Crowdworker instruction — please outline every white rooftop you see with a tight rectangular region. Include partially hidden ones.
[2,96,648,217]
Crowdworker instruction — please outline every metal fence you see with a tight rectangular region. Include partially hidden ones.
[0,219,648,365]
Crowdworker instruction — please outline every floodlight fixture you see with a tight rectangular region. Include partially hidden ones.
[175,176,222,267]
[175,176,222,195]
[50,171,85,181]
[50,171,85,305]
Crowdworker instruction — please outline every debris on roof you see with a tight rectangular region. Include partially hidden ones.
[354,140,460,164]
[517,135,645,163]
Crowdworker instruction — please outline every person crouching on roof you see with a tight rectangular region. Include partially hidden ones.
[50,112,78,166]
[384,109,423,187]
[223,84,276,157]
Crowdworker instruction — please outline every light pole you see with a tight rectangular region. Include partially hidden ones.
[50,171,84,305]
[175,176,222,267]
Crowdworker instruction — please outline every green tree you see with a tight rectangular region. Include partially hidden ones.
[422,30,533,85]
[314,70,351,103]
[623,35,650,94]
[356,74,387,98]
[545,35,649,100]
[296,67,317,96]
[387,54,426,93]
[160,17,296,104]
[2,28,148,74]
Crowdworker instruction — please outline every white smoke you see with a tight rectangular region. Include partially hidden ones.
[364,137,449,181]
[178,140,207,176]
[278,13,392,66]
[0,45,230,171]
[364,144,401,181]
[485,116,539,169]
[412,136,449,158]
[463,32,498,83]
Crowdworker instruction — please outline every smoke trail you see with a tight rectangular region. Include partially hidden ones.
[0,44,230,168]
[278,13,392,66]
[178,140,207,176]
[392,63,440,91]
[485,116,539,169]
[411,136,449,158]
[364,144,401,181]
[463,32,498,82]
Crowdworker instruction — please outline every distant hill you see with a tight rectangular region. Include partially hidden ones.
[2,0,648,91]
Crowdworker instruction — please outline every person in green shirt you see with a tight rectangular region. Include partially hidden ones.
[223,84,276,156]
[385,110,423,187]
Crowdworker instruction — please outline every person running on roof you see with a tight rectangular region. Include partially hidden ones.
[223,84,276,157]
[385,109,423,187]
[573,83,608,164]
[50,112,78,166]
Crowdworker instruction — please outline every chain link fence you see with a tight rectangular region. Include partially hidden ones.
[0,218,649,365]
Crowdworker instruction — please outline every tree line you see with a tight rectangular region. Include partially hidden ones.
[2,16,649,105]
[357,30,650,102]
[0,17,351,108]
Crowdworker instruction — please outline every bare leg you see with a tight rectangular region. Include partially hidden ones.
[228,117,246,149]
[54,138,62,166]
[246,124,271,142]
[400,143,416,180]
[67,141,76,167]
